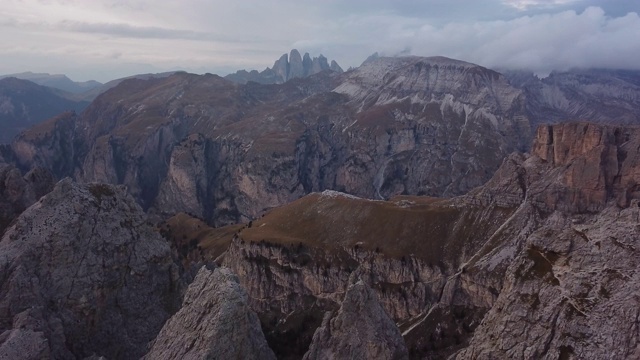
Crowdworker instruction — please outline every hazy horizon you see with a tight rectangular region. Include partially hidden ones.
[1,0,639,82]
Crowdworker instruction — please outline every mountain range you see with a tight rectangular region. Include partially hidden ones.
[0,51,639,359]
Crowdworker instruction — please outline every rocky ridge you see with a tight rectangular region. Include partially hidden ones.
[225,49,344,84]
[0,164,54,235]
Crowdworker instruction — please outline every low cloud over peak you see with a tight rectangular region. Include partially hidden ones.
[0,0,638,81]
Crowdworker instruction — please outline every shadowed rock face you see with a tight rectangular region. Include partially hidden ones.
[303,276,409,360]
[0,179,180,359]
[144,266,276,360]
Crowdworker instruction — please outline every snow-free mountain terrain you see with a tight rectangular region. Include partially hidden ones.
[1,52,640,359]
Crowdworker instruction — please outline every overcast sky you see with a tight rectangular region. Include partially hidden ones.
[1,0,639,82]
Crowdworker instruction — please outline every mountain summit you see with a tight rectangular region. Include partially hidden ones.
[225,49,343,84]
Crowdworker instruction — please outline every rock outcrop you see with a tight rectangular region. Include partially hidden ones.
[144,266,275,360]
[225,49,344,85]
[303,275,409,360]
[0,178,180,359]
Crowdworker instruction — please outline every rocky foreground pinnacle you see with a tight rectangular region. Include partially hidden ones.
[144,266,276,360]
[0,178,180,359]
[303,274,409,360]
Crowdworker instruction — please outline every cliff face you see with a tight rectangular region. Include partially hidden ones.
[210,122,640,359]
[505,69,640,125]
[0,179,181,359]
[333,56,531,197]
[0,164,54,235]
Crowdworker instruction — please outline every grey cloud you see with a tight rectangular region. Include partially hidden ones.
[56,21,237,42]
[2,0,640,82]
[314,6,640,74]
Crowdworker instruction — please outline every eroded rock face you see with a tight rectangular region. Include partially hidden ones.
[144,266,276,360]
[303,275,409,360]
[450,123,640,359]
[220,190,517,359]
[0,178,180,359]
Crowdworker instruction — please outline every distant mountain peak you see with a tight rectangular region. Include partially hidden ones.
[225,49,343,84]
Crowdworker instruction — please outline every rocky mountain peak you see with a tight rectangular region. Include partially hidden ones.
[528,122,640,213]
[225,49,343,84]
[0,178,179,359]
[289,49,304,79]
